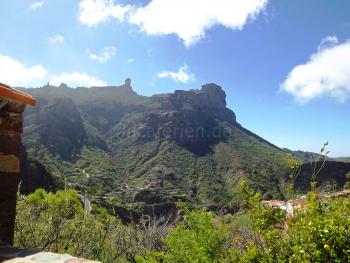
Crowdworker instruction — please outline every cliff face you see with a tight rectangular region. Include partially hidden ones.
[36,98,87,161]
[19,149,56,195]
[155,84,228,108]
[153,83,235,122]
[122,84,237,155]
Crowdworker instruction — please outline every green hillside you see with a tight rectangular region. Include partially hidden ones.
[20,80,350,214]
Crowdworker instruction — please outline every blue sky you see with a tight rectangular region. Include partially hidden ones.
[0,0,349,156]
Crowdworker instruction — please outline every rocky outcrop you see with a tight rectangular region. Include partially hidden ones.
[114,203,180,224]
[0,96,28,244]
[134,84,237,155]
[19,149,57,195]
[152,83,236,123]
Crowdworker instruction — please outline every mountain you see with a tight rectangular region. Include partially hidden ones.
[283,149,328,163]
[295,161,350,192]
[334,157,350,163]
[19,80,350,212]
[283,149,350,163]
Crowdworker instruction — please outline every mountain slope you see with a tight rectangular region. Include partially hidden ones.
[283,149,350,163]
[22,80,339,209]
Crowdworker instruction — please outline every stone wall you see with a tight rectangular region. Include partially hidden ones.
[0,96,26,245]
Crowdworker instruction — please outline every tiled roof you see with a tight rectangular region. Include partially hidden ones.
[287,199,306,206]
[324,189,350,199]
[261,200,286,206]
[0,83,36,106]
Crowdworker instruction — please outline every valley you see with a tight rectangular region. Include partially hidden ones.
[18,80,350,217]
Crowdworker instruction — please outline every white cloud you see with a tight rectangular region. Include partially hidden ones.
[78,0,131,27]
[50,72,107,87]
[129,0,268,46]
[127,58,135,63]
[157,64,195,83]
[0,53,106,88]
[48,34,65,45]
[318,35,338,51]
[78,0,268,46]
[281,36,350,103]
[86,46,117,63]
[30,1,44,10]
[0,54,47,86]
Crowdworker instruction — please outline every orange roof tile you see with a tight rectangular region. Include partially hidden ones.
[0,83,36,106]
[261,200,286,206]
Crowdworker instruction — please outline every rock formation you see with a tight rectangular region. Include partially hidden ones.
[132,84,237,155]
[0,83,36,245]
[19,149,57,195]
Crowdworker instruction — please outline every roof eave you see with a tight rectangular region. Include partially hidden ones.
[0,83,36,106]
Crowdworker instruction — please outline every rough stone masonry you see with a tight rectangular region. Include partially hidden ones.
[0,84,36,245]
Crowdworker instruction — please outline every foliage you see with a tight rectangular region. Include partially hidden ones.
[137,158,350,263]
[137,205,232,263]
[233,190,350,262]
[15,187,350,262]
[15,189,170,262]
[345,171,350,189]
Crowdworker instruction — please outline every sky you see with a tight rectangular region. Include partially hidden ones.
[0,0,349,157]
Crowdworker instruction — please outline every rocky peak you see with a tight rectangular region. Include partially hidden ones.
[119,78,133,93]
[125,78,132,88]
[58,83,69,89]
[199,83,227,107]
[131,84,237,155]
[154,83,227,110]
[152,83,235,124]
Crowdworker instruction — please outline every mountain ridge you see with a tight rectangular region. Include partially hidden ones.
[19,80,350,213]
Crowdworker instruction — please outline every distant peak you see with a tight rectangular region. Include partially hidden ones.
[125,78,132,87]
[58,83,69,89]
[121,78,133,92]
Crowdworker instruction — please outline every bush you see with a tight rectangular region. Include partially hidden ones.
[15,189,170,262]
[138,182,350,263]
[229,183,350,262]
[137,205,236,263]
[15,174,350,262]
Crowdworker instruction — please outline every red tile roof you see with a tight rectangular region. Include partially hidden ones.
[261,200,286,206]
[0,83,36,106]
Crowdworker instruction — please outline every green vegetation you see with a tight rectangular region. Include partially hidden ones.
[15,189,169,263]
[15,142,350,262]
[137,206,230,263]
[18,84,350,262]
[16,186,350,262]
[136,180,350,262]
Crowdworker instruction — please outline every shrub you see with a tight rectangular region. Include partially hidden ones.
[15,189,170,262]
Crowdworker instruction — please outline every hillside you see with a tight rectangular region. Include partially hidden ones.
[283,148,350,163]
[19,80,350,213]
[295,161,350,192]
